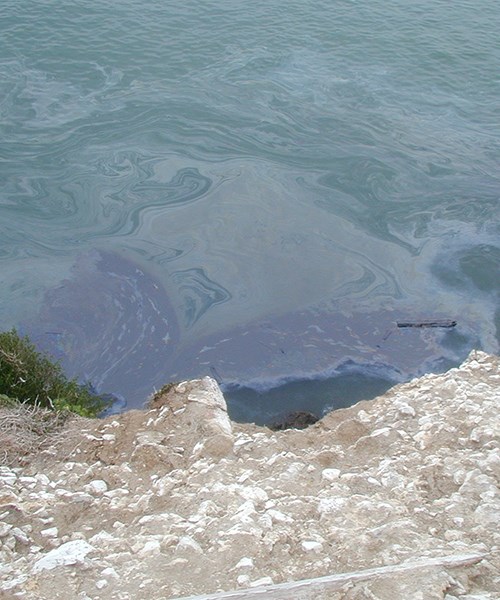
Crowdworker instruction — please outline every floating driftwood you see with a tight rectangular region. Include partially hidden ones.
[397,319,457,329]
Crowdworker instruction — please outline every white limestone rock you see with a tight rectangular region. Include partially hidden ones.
[32,540,95,573]
[176,535,203,554]
[0,523,13,538]
[322,468,341,481]
[239,486,269,505]
[249,576,274,587]
[83,480,108,495]
[40,527,58,538]
[233,557,254,570]
[301,540,323,553]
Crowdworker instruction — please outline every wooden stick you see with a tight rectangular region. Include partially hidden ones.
[397,319,457,328]
[171,553,486,600]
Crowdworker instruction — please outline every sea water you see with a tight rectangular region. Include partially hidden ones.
[1,0,499,422]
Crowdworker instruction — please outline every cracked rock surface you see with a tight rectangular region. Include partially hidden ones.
[0,351,499,599]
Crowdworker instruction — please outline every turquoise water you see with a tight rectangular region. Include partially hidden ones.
[1,1,499,420]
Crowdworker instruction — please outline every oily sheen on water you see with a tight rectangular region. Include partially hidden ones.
[0,0,498,419]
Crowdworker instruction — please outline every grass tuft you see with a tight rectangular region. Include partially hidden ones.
[0,401,72,466]
[0,329,110,417]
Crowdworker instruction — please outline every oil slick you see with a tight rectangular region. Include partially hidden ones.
[21,249,475,419]
[21,249,179,410]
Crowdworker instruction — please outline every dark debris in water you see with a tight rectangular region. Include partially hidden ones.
[268,411,320,431]
[397,320,457,328]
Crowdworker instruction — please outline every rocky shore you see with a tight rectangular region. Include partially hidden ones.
[0,350,499,599]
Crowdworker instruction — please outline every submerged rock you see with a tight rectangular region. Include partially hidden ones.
[268,410,320,430]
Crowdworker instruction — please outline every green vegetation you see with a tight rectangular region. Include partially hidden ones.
[0,393,18,408]
[0,329,110,417]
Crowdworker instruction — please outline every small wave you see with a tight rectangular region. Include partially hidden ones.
[221,359,404,395]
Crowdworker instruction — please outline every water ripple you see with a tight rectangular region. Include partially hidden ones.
[1,0,499,409]
[172,267,232,329]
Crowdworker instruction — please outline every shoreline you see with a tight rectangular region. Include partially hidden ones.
[1,350,499,598]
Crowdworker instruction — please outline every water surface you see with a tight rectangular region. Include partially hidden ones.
[1,0,499,420]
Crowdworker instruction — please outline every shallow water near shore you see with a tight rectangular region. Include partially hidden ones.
[1,0,499,420]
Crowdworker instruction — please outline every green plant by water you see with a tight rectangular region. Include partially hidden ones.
[0,329,110,417]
